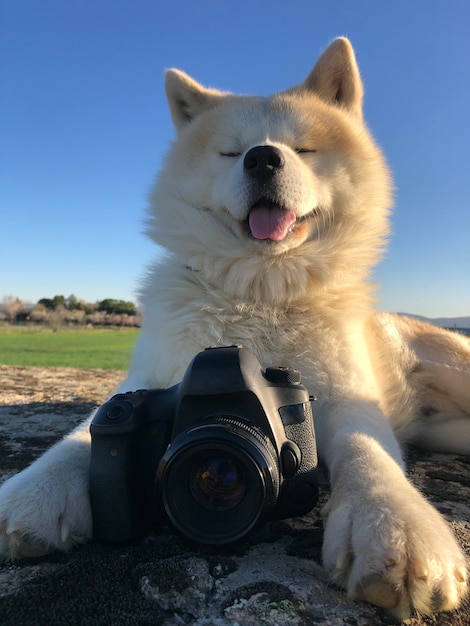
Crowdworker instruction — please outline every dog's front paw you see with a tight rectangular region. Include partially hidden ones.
[0,445,92,559]
[322,476,468,619]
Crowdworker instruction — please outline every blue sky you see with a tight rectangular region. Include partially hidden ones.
[1,0,469,318]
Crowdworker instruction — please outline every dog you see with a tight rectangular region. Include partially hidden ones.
[0,38,468,620]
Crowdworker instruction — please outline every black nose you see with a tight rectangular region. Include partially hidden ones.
[243,145,285,180]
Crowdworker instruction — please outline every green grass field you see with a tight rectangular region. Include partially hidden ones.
[0,325,139,370]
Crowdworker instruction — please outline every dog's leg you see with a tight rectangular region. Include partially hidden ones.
[376,312,470,454]
[409,358,470,454]
[0,416,94,559]
[0,375,145,560]
[317,401,468,619]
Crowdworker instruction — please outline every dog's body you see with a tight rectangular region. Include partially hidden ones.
[0,38,469,619]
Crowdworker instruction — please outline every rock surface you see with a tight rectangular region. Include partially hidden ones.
[0,365,469,625]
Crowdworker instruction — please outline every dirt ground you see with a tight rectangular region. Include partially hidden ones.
[0,366,469,625]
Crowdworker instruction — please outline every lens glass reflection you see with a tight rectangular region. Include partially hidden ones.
[190,455,246,511]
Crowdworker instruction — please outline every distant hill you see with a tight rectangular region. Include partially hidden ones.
[396,313,470,330]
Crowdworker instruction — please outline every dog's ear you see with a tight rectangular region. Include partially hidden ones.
[165,69,225,130]
[303,37,364,118]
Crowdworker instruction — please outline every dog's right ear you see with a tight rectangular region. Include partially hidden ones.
[165,69,225,130]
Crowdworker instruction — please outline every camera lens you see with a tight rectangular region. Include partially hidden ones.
[190,455,246,512]
[156,418,280,544]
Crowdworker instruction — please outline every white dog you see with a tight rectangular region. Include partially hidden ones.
[0,38,468,620]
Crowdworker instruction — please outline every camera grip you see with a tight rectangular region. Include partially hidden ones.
[284,402,318,477]
[276,402,319,518]
[89,397,145,543]
[89,433,143,542]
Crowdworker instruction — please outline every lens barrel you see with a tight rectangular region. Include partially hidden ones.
[157,418,280,544]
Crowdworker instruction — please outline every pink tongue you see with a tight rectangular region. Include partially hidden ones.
[248,205,297,241]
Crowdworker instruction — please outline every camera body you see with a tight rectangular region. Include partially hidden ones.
[89,345,318,545]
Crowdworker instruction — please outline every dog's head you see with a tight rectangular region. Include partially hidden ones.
[147,38,393,303]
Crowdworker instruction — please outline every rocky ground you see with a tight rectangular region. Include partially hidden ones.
[0,365,468,625]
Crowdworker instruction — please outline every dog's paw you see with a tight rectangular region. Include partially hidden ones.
[322,475,468,619]
[0,445,92,560]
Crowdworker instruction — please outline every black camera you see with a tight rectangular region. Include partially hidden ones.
[89,345,318,545]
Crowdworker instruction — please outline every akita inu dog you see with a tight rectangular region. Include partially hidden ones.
[0,38,468,620]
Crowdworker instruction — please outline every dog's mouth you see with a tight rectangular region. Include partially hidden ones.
[244,200,309,242]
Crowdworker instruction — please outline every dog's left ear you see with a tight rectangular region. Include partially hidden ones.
[165,69,225,131]
[303,37,364,118]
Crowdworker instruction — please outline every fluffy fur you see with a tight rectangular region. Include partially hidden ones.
[0,38,469,620]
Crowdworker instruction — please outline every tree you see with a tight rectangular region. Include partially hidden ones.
[38,297,55,310]
[52,295,66,309]
[66,294,79,310]
[1,296,25,322]
[9,294,139,326]
[97,298,137,315]
[47,306,67,331]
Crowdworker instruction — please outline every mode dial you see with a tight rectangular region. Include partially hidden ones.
[264,366,301,385]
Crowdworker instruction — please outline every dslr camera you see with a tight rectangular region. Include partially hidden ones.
[89,345,318,545]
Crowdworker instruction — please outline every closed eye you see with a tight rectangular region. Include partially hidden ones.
[295,148,316,154]
[219,152,241,158]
